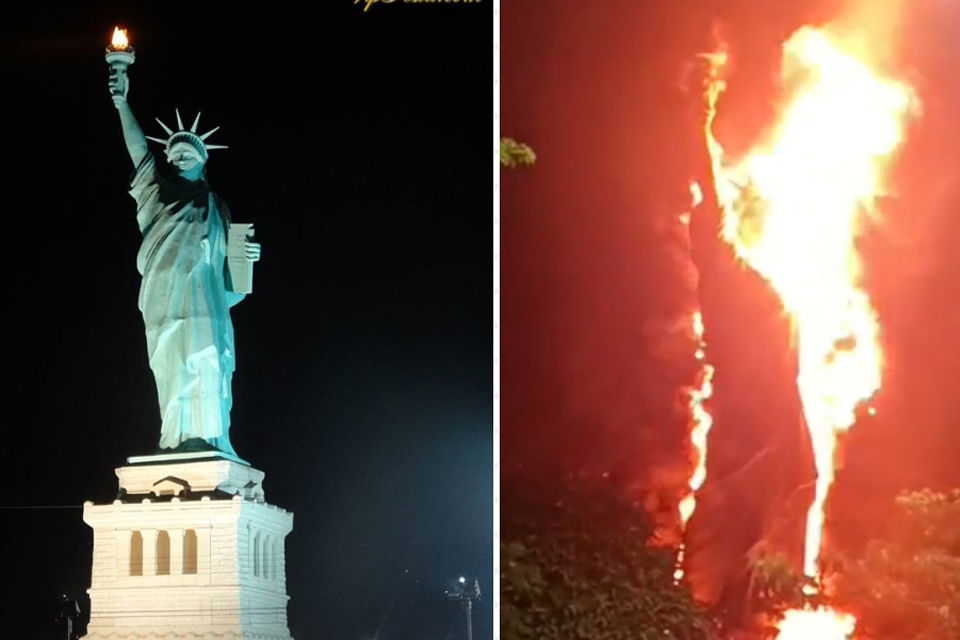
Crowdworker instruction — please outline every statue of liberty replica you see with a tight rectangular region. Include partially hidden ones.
[109,57,260,458]
[82,32,294,640]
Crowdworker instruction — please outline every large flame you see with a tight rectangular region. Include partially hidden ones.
[707,24,912,588]
[701,19,914,636]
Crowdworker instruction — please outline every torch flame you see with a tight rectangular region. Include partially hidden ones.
[701,19,914,627]
[111,27,129,50]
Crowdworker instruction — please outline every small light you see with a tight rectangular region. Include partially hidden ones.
[459,576,466,583]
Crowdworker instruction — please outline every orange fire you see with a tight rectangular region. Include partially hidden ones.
[776,607,857,640]
[707,23,912,587]
[675,306,715,581]
[111,27,130,50]
[701,17,914,637]
[673,182,716,583]
[684,308,715,513]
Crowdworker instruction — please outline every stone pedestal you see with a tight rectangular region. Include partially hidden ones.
[81,454,295,640]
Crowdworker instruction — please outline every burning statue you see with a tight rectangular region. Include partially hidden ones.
[691,13,915,640]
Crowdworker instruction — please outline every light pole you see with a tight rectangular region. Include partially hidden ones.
[446,576,480,640]
[57,594,80,640]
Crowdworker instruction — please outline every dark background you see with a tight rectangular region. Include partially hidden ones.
[501,0,960,603]
[0,2,492,639]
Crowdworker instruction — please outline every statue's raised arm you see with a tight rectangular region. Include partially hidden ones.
[109,67,149,168]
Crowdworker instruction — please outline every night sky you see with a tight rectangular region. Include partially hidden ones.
[501,0,960,599]
[0,3,492,639]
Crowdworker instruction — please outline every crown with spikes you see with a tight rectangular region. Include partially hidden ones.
[145,109,228,162]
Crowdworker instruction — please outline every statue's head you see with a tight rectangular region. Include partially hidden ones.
[166,135,206,173]
[146,109,228,178]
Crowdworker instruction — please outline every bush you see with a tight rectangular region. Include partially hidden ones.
[828,489,960,640]
[500,138,536,168]
[501,472,717,640]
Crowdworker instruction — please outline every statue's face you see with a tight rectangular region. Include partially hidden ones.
[167,142,205,174]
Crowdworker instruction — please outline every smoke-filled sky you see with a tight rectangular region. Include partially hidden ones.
[0,3,491,639]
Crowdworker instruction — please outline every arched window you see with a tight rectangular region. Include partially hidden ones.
[130,531,143,576]
[156,531,171,575]
[272,537,281,581]
[264,534,273,580]
[247,525,254,574]
[183,529,198,575]
[253,531,261,577]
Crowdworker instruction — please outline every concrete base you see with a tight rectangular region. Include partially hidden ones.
[117,456,266,501]
[81,460,294,640]
[127,450,250,466]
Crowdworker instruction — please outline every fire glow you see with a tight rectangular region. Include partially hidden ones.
[680,308,715,526]
[776,607,857,640]
[110,27,130,50]
[674,198,716,583]
[701,20,915,640]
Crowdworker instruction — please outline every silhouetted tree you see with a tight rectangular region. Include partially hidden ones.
[501,471,718,640]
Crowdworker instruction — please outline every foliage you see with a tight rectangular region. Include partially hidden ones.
[500,137,536,168]
[501,472,717,640]
[828,489,960,640]
[745,546,805,620]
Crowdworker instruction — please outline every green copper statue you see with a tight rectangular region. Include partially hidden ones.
[109,68,260,457]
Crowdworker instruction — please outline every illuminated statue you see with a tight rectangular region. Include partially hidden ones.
[109,68,260,456]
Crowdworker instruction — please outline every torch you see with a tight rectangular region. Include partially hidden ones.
[105,27,135,100]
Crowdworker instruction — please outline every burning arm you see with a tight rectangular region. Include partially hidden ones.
[109,71,148,168]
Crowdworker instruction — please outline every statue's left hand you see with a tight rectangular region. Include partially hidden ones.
[245,240,261,263]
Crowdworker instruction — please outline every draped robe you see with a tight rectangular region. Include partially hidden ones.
[130,152,243,455]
